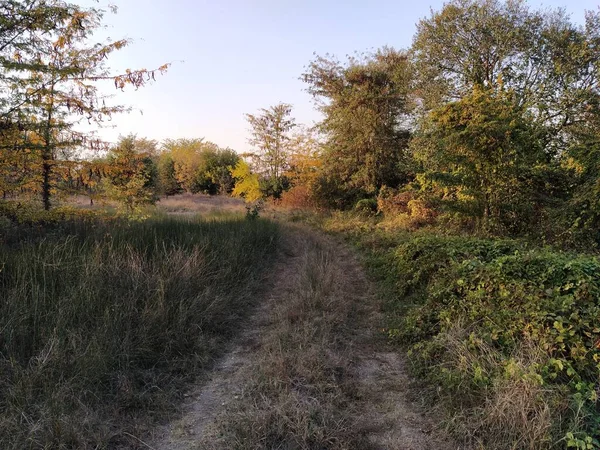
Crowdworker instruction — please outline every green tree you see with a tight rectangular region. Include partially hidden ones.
[156,152,181,196]
[412,86,545,233]
[203,147,239,194]
[411,0,600,155]
[411,0,600,238]
[0,1,168,210]
[104,135,158,211]
[162,138,238,194]
[0,1,80,119]
[303,48,413,206]
[245,103,296,198]
[564,93,600,245]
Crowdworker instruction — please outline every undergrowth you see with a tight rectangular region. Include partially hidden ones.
[0,214,278,449]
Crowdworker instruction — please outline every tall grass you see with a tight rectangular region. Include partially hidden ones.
[0,216,278,449]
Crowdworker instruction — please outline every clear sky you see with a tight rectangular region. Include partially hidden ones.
[79,0,598,152]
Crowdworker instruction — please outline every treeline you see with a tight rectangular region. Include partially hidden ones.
[2,0,600,248]
[240,0,600,249]
[0,133,239,208]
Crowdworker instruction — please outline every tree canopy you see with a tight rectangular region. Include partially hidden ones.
[303,48,413,205]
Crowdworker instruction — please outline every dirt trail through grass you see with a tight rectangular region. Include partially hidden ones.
[150,224,456,449]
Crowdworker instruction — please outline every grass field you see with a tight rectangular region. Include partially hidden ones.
[3,195,600,449]
[0,212,278,448]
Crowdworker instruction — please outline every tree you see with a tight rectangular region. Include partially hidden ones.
[0,1,168,210]
[412,86,545,233]
[203,147,239,194]
[278,126,324,207]
[286,126,323,187]
[162,138,239,194]
[104,135,158,211]
[563,92,600,245]
[411,0,600,155]
[231,160,261,202]
[245,103,296,198]
[302,48,413,205]
[163,138,206,192]
[0,1,80,118]
[156,152,181,196]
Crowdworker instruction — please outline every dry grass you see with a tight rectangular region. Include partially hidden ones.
[157,193,246,215]
[191,225,456,450]
[0,215,278,449]
[198,227,372,449]
[432,325,556,449]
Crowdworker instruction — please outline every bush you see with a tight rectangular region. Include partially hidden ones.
[245,200,264,220]
[0,201,100,225]
[354,198,378,215]
[279,185,318,209]
[382,234,600,447]
[376,186,413,215]
[259,175,290,200]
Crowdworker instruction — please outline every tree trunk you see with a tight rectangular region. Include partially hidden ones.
[42,84,55,211]
[42,153,51,211]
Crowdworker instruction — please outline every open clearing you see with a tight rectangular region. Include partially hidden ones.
[150,221,457,449]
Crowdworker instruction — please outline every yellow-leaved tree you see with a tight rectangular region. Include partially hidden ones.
[231,160,262,202]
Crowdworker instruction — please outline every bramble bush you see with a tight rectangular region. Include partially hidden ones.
[381,234,600,448]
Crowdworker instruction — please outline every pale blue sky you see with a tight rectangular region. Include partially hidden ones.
[81,0,599,152]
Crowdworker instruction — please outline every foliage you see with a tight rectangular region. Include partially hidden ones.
[203,147,239,194]
[354,198,378,215]
[563,93,600,247]
[231,160,262,203]
[412,0,599,127]
[0,1,168,210]
[0,215,278,448]
[162,138,238,195]
[244,200,264,221]
[156,152,182,196]
[103,135,158,214]
[408,0,600,240]
[280,126,324,208]
[354,230,600,447]
[0,200,99,230]
[259,174,290,200]
[245,103,296,199]
[302,47,413,205]
[412,86,546,234]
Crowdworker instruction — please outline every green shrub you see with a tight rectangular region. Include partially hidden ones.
[354,198,378,215]
[0,201,100,225]
[382,235,600,447]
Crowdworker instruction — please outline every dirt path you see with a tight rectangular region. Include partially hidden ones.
[149,224,457,449]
